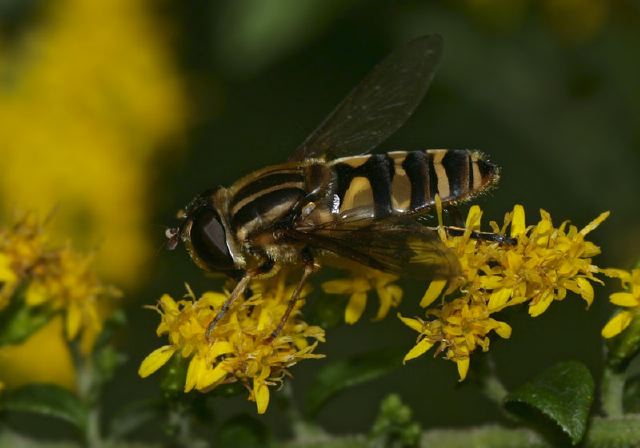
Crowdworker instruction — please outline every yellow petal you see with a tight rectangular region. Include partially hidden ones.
[465,205,482,230]
[374,285,402,321]
[600,268,631,283]
[601,311,633,339]
[435,194,444,227]
[345,292,367,324]
[200,292,228,308]
[25,283,48,306]
[494,321,512,339]
[610,292,638,308]
[0,254,17,283]
[479,276,503,289]
[457,357,470,381]
[529,292,554,317]
[210,341,234,358]
[579,211,609,236]
[510,205,526,237]
[197,363,227,390]
[185,355,205,392]
[506,251,523,271]
[419,279,447,308]
[159,294,178,313]
[138,345,176,378]
[577,277,594,306]
[322,279,357,294]
[254,381,270,414]
[403,338,434,363]
[398,314,424,333]
[488,288,512,312]
[65,304,82,340]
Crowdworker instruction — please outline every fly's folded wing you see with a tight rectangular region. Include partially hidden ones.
[287,217,460,280]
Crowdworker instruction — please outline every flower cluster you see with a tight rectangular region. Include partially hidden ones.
[139,272,325,414]
[401,203,608,379]
[322,267,403,324]
[0,215,117,353]
[601,268,640,338]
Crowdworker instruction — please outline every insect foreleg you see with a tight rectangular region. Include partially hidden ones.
[206,273,253,341]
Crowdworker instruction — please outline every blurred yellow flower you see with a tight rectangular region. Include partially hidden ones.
[402,204,608,379]
[0,0,187,389]
[322,268,403,324]
[601,269,640,339]
[0,215,118,355]
[140,272,325,414]
[0,0,188,285]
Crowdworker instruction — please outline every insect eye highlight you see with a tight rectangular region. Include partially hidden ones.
[189,207,234,271]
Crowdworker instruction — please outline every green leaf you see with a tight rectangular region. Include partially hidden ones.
[0,384,87,432]
[0,299,54,346]
[305,348,403,416]
[216,414,270,448]
[504,361,594,445]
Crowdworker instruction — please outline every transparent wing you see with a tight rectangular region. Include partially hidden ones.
[289,34,443,162]
[288,217,460,280]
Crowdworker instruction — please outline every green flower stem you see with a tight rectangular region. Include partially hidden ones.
[76,356,101,448]
[480,370,508,405]
[600,365,626,417]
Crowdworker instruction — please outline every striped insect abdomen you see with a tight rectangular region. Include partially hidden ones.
[325,149,498,219]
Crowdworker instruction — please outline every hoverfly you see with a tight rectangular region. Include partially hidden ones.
[166,35,500,340]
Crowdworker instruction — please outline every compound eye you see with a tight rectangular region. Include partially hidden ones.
[190,207,234,271]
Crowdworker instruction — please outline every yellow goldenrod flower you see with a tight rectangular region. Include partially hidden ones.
[601,268,640,338]
[402,204,608,380]
[139,272,325,414]
[400,298,511,381]
[0,215,118,354]
[322,267,403,324]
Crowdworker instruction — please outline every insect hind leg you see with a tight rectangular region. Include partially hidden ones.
[444,226,517,245]
[266,250,316,342]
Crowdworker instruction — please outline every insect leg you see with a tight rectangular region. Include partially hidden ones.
[267,255,316,342]
[444,226,517,245]
[206,272,253,341]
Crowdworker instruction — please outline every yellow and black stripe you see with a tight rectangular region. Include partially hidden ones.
[327,149,498,218]
[228,167,307,237]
